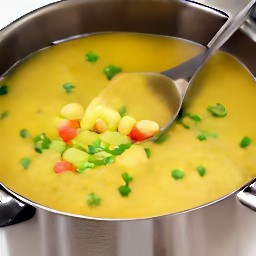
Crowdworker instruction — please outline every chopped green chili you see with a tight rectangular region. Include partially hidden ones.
[19,129,29,138]
[171,169,185,180]
[0,85,9,96]
[63,83,75,94]
[20,158,32,170]
[85,51,99,63]
[207,103,227,117]
[87,193,101,206]
[197,166,206,177]
[240,136,251,148]
[144,148,151,158]
[103,64,122,80]
[0,111,8,120]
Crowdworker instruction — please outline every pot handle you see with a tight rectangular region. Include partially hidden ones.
[237,179,256,211]
[188,0,256,51]
[0,183,36,227]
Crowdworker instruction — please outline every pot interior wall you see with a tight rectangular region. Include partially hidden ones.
[0,0,228,76]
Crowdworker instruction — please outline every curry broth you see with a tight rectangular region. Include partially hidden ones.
[0,33,255,218]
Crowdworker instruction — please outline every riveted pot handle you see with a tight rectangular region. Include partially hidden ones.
[0,183,36,227]
[187,0,255,51]
[237,179,256,211]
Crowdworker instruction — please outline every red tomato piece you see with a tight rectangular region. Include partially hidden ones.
[129,126,150,142]
[54,161,76,173]
[58,120,80,142]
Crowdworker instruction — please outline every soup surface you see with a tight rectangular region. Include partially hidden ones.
[0,33,256,218]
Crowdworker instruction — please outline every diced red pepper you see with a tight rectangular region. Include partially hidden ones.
[54,161,76,173]
[57,120,80,142]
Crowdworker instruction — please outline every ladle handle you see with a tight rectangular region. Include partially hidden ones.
[0,183,36,227]
[189,0,256,52]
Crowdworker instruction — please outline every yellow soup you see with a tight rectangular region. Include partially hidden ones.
[0,33,256,218]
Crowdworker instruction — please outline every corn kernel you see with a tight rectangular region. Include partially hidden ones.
[118,116,137,135]
[60,103,84,120]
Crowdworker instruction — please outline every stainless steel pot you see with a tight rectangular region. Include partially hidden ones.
[1,1,256,255]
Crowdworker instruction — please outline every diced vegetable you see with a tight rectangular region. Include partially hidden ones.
[75,130,99,146]
[93,118,107,133]
[129,120,160,141]
[63,83,75,94]
[62,148,89,168]
[144,148,151,158]
[118,116,136,135]
[33,133,52,153]
[85,51,99,63]
[80,105,121,132]
[20,158,32,170]
[240,136,251,148]
[103,64,122,80]
[118,172,133,197]
[99,131,132,145]
[197,166,206,177]
[207,103,227,117]
[58,120,80,142]
[60,103,84,120]
[77,162,95,173]
[171,169,185,180]
[50,140,67,154]
[54,161,76,173]
[87,193,101,206]
[0,85,9,96]
[19,129,29,138]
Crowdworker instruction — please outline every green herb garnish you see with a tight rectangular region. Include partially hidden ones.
[19,129,29,138]
[197,166,206,177]
[103,64,122,80]
[77,162,95,173]
[171,169,185,180]
[187,113,202,122]
[33,133,52,153]
[87,193,101,206]
[20,158,32,170]
[85,51,99,63]
[118,105,127,117]
[0,85,9,96]
[240,136,251,148]
[118,185,132,197]
[197,131,218,141]
[63,83,75,94]
[118,172,133,197]
[0,111,8,120]
[207,103,227,117]
[144,148,151,158]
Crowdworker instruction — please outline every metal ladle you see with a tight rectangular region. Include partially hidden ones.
[87,0,255,139]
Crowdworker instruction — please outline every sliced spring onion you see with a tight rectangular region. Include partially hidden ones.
[144,148,151,158]
[19,129,29,138]
[207,103,227,117]
[240,136,251,148]
[197,166,206,177]
[103,64,122,80]
[118,105,127,117]
[63,83,75,94]
[118,185,131,197]
[171,169,185,180]
[87,193,101,206]
[20,158,32,170]
[85,51,99,63]
[122,172,133,184]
